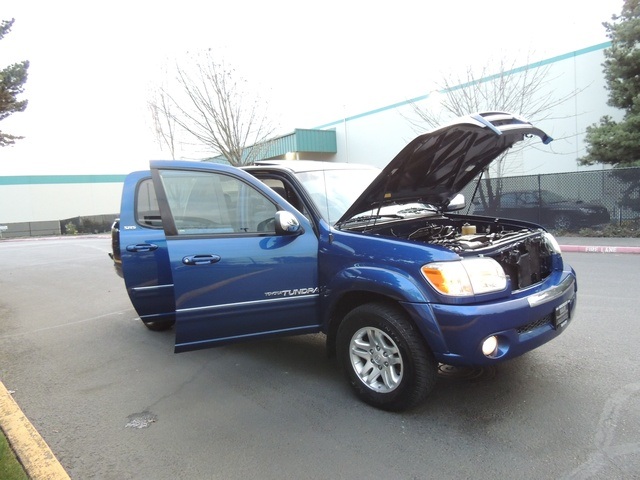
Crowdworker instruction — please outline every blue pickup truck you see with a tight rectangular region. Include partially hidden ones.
[111,112,577,411]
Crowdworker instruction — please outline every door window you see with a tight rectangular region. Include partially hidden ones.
[520,192,539,205]
[136,178,163,228]
[158,169,277,235]
[259,177,311,219]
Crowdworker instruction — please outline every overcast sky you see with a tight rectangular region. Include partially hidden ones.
[0,0,623,175]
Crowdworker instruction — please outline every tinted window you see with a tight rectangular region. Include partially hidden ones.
[136,178,162,228]
[520,192,539,205]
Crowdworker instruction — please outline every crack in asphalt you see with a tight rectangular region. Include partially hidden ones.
[0,309,132,339]
[561,382,640,479]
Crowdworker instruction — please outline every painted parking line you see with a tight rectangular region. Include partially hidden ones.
[0,381,70,480]
[560,245,640,254]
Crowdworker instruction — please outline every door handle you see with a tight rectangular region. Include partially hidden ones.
[182,254,221,265]
[126,243,158,252]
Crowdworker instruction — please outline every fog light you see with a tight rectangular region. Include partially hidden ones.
[482,336,498,357]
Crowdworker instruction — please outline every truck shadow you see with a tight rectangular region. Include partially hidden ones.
[143,324,550,420]
[184,332,538,416]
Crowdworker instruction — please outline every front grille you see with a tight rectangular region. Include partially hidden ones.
[516,313,553,335]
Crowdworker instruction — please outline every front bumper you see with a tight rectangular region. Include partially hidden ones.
[403,271,577,366]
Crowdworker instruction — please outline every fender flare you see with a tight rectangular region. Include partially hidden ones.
[322,265,448,356]
[326,264,430,304]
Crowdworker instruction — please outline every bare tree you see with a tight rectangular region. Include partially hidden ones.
[148,83,178,160]
[408,57,579,211]
[409,58,578,175]
[149,51,276,166]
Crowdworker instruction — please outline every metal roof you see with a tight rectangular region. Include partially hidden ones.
[205,128,337,164]
[262,128,337,157]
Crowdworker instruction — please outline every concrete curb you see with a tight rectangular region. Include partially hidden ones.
[560,245,640,254]
[0,381,70,480]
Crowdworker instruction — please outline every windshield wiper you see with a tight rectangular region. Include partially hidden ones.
[396,206,436,214]
[340,214,404,225]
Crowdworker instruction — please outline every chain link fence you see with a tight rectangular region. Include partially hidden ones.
[3,168,640,238]
[459,167,640,231]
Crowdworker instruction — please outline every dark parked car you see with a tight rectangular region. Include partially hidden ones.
[473,190,610,230]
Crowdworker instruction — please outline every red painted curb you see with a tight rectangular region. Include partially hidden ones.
[560,245,640,254]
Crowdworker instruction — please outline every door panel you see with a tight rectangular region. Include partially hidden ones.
[119,172,175,325]
[151,163,320,352]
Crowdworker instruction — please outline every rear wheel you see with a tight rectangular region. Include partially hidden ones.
[337,302,437,411]
[142,319,174,331]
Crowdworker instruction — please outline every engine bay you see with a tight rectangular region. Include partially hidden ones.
[356,214,557,290]
[405,223,536,253]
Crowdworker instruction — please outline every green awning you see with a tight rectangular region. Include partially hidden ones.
[205,128,337,164]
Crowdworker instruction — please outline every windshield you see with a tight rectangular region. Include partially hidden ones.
[295,168,380,224]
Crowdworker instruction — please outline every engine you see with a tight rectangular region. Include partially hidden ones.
[365,216,556,290]
[405,223,543,253]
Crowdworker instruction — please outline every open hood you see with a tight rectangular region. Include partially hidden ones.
[336,112,552,226]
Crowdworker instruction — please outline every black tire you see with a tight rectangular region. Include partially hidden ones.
[553,213,572,230]
[336,302,437,411]
[142,319,174,332]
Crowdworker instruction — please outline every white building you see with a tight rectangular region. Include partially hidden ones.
[0,42,618,236]
[320,42,618,176]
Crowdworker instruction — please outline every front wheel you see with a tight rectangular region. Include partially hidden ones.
[337,303,437,411]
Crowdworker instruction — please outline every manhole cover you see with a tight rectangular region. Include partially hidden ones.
[125,411,157,429]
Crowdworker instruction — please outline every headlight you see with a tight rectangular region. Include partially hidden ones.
[421,257,507,296]
[542,231,561,253]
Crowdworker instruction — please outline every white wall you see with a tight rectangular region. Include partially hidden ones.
[0,44,619,224]
[323,44,618,176]
[0,182,122,223]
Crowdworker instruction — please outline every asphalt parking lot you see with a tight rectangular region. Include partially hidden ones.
[1,236,639,479]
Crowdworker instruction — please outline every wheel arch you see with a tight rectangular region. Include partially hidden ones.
[322,266,442,358]
[325,291,432,359]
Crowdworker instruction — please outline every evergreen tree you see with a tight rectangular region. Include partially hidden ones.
[0,18,29,147]
[580,0,640,167]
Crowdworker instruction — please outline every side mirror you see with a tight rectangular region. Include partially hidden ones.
[446,194,466,212]
[275,211,303,235]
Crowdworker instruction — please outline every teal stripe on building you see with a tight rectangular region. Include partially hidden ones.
[314,42,612,129]
[0,175,126,186]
